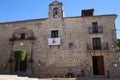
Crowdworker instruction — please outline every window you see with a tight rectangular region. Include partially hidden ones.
[92,22,98,33]
[51,30,58,38]
[20,33,26,39]
[53,8,58,18]
[92,38,101,50]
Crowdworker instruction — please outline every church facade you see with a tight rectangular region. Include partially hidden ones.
[0,1,120,77]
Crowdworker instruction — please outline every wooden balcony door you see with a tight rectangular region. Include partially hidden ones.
[92,38,101,50]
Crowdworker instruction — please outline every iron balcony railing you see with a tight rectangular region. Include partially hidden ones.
[87,42,109,50]
[88,26,103,34]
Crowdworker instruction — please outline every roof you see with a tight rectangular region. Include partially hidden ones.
[0,14,117,24]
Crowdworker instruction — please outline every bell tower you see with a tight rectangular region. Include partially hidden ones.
[49,0,63,18]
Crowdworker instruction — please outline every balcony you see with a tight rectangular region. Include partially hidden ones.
[88,26,103,34]
[87,42,108,51]
[48,38,61,45]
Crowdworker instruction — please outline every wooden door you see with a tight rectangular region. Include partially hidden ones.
[92,56,105,75]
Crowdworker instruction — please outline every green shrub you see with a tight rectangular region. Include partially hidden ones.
[14,49,27,61]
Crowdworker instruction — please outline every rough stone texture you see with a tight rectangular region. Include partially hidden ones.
[0,1,119,78]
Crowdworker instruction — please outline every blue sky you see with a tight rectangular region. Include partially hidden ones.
[0,0,120,38]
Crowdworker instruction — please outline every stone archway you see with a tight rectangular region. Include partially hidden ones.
[9,27,35,74]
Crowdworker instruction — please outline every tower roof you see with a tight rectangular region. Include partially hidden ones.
[49,0,63,6]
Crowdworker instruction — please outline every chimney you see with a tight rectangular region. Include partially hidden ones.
[81,9,94,17]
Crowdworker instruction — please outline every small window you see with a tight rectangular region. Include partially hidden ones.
[20,33,26,39]
[92,22,98,33]
[51,30,58,38]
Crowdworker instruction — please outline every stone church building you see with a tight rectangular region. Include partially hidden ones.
[0,0,120,77]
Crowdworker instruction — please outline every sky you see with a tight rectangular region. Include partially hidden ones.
[0,0,120,38]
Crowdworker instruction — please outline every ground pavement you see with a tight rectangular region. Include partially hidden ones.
[0,75,120,80]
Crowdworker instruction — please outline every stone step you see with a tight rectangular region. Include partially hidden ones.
[18,77,29,80]
[0,75,76,80]
[0,75,35,80]
[0,75,18,80]
[39,78,76,80]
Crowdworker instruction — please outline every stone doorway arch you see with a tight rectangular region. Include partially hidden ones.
[9,27,35,74]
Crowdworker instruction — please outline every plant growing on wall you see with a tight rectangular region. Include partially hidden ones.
[14,49,26,61]
[116,39,120,52]
[14,49,27,72]
[116,39,120,64]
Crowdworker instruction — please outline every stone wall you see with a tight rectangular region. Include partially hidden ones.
[0,15,119,77]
